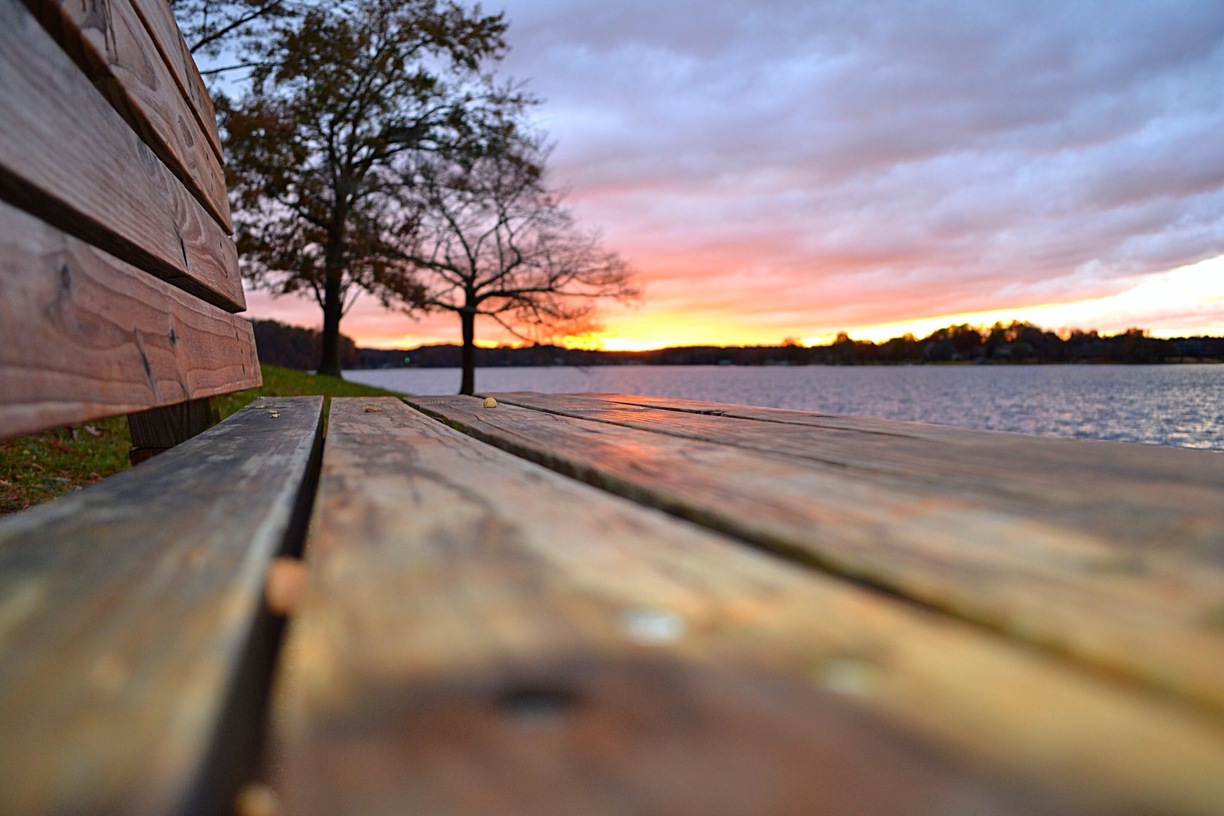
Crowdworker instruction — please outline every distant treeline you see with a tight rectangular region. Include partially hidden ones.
[809,323,1224,366]
[252,318,1224,371]
[252,320,358,371]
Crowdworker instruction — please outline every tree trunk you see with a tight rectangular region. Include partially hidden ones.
[459,308,476,395]
[318,266,344,378]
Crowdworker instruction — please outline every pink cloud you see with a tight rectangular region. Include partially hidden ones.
[245,0,1224,348]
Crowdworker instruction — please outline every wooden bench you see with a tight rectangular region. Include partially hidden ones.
[0,1,318,812]
[4,3,1224,815]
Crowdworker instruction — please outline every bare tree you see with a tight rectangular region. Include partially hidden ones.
[170,0,299,69]
[400,134,638,394]
[222,0,519,377]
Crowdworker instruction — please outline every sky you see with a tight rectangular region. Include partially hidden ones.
[245,0,1224,349]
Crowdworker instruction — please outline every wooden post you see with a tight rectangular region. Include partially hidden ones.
[128,397,220,465]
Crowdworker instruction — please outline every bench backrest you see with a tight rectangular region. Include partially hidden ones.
[0,0,260,443]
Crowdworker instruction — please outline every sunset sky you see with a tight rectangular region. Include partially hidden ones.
[245,0,1224,350]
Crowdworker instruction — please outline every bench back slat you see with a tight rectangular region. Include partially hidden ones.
[1,0,260,440]
[0,201,259,440]
[26,0,233,231]
[127,0,225,162]
[0,0,244,313]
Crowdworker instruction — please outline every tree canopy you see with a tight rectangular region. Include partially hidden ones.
[221,0,521,376]
[400,132,638,393]
[170,0,300,69]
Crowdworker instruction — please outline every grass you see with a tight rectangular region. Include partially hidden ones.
[0,365,400,516]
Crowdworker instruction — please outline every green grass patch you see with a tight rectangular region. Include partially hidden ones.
[0,365,399,516]
[0,418,132,516]
[212,364,401,418]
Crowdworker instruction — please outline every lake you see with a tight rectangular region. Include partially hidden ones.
[345,364,1224,451]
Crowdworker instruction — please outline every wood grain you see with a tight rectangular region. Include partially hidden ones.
[492,392,1224,541]
[410,393,1224,718]
[24,0,233,231]
[0,1,244,311]
[0,202,260,440]
[272,398,1224,816]
[127,0,224,163]
[0,397,324,816]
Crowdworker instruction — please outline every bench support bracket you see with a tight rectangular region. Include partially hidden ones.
[128,397,220,465]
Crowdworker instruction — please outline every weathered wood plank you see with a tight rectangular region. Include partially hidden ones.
[492,392,1224,540]
[0,0,244,311]
[0,201,260,440]
[0,397,324,816]
[588,390,1222,449]
[127,0,224,163]
[273,398,1224,815]
[411,393,1224,718]
[24,0,233,231]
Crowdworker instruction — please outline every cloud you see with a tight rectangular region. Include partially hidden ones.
[501,0,1224,283]
[248,0,1224,345]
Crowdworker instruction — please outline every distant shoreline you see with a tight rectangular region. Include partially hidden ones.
[354,340,1224,370]
[250,318,1224,371]
[357,358,1224,368]
[354,355,1224,370]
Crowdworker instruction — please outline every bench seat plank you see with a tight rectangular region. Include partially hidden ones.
[26,0,233,231]
[0,0,244,312]
[272,398,1224,815]
[0,397,323,815]
[495,392,1224,488]
[491,392,1224,547]
[0,201,260,440]
[409,393,1224,718]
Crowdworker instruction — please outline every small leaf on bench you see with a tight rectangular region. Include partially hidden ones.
[235,783,281,816]
[266,556,306,615]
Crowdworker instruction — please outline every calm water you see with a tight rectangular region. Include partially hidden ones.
[345,364,1224,451]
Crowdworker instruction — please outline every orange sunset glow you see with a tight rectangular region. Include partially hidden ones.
[246,0,1224,352]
